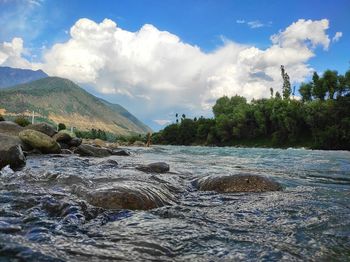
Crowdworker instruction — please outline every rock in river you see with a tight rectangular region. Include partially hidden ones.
[24,123,57,137]
[196,174,282,193]
[0,133,26,170]
[74,144,111,157]
[136,162,170,173]
[74,183,175,210]
[111,149,130,156]
[0,121,24,136]
[19,129,61,154]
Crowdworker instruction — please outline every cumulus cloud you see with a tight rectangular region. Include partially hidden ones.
[332,32,343,42]
[0,18,334,124]
[0,37,33,68]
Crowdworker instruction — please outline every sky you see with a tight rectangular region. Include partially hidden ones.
[0,0,349,130]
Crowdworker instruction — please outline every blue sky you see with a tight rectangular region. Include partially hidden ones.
[0,0,349,130]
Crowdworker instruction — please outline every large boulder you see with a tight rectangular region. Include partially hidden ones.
[196,174,282,193]
[136,162,170,173]
[24,123,57,137]
[0,121,24,136]
[74,183,175,210]
[0,133,26,170]
[74,144,111,157]
[19,129,61,154]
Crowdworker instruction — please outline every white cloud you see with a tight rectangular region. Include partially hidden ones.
[247,20,265,29]
[153,119,172,126]
[0,37,32,68]
[271,19,330,50]
[332,32,343,42]
[236,19,272,29]
[0,18,334,123]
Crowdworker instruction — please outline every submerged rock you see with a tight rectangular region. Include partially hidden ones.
[74,144,111,157]
[0,133,26,170]
[0,121,24,136]
[196,174,282,193]
[24,123,57,137]
[136,162,170,173]
[75,183,175,210]
[111,149,130,156]
[19,129,61,154]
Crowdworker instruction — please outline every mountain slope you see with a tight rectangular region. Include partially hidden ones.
[0,66,48,88]
[0,77,151,135]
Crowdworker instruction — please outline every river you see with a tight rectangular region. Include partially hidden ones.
[0,146,349,261]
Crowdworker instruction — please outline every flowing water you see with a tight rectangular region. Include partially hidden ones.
[0,146,349,261]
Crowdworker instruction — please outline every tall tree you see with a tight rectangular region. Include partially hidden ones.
[281,65,291,100]
[311,72,326,100]
[322,70,338,99]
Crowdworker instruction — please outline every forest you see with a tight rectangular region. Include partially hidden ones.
[152,67,350,150]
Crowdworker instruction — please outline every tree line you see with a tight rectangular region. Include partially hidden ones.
[152,67,350,150]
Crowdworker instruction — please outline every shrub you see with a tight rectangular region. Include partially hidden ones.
[0,114,5,121]
[58,123,66,131]
[14,116,30,127]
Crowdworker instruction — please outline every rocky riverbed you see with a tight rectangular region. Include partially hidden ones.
[0,121,349,261]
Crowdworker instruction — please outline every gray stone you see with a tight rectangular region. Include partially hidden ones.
[136,162,170,173]
[111,149,130,156]
[74,144,111,157]
[25,123,57,137]
[0,121,24,136]
[196,174,282,193]
[0,133,26,170]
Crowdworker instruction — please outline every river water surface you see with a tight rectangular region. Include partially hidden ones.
[0,146,349,261]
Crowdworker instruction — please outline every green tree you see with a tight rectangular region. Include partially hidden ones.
[312,72,326,100]
[0,114,4,121]
[322,70,338,99]
[299,83,312,102]
[281,65,291,100]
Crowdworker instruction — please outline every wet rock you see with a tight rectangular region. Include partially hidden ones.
[68,137,82,147]
[99,159,119,167]
[0,133,26,170]
[196,174,282,193]
[19,129,61,154]
[0,121,24,136]
[74,144,111,157]
[61,149,73,154]
[53,131,72,143]
[24,123,57,137]
[76,184,175,210]
[58,142,70,150]
[111,149,130,156]
[136,162,170,173]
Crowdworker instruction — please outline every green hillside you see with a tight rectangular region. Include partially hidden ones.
[0,77,152,135]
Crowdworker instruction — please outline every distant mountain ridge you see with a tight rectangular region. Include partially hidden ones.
[0,66,48,88]
[0,76,152,135]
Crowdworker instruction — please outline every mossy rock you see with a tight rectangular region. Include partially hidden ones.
[19,129,61,154]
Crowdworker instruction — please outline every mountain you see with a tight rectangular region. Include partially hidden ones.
[0,66,48,88]
[0,77,152,135]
